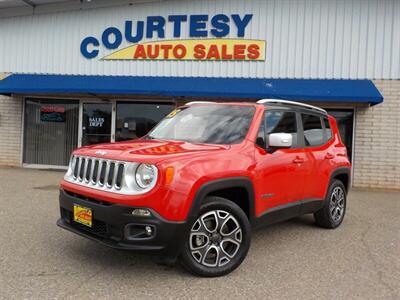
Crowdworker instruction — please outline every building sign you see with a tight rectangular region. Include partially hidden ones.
[89,117,105,128]
[0,72,12,80]
[103,39,263,61]
[81,14,266,61]
[40,106,65,122]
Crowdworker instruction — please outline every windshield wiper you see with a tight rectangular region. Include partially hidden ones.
[145,135,171,142]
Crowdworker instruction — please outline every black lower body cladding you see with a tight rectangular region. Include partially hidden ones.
[57,189,187,261]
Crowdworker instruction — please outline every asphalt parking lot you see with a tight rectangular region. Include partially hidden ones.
[0,167,399,299]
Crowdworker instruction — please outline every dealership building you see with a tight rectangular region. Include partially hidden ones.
[0,0,399,190]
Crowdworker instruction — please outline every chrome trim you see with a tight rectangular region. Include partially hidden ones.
[88,158,95,184]
[98,161,105,186]
[77,158,83,181]
[83,158,90,183]
[104,161,111,188]
[64,155,158,196]
[257,99,327,114]
[114,163,124,190]
[185,101,216,105]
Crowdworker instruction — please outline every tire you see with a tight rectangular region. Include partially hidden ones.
[314,179,347,229]
[180,196,251,277]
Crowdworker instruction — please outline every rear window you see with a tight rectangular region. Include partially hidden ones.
[301,114,324,147]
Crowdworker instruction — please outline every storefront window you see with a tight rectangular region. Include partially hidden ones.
[326,109,354,162]
[115,102,175,141]
[24,98,79,166]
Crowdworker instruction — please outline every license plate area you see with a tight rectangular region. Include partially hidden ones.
[73,204,92,227]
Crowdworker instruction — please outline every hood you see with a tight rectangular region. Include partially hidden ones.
[73,139,230,164]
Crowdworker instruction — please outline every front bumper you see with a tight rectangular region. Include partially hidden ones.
[57,189,188,260]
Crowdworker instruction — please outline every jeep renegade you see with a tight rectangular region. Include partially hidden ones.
[58,99,351,277]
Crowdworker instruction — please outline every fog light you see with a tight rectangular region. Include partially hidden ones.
[145,226,153,236]
[125,224,155,240]
[132,208,151,217]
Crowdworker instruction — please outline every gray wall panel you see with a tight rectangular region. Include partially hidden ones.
[0,0,399,79]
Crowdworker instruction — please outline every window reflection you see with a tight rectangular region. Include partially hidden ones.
[301,114,324,147]
[116,102,175,141]
[266,111,298,147]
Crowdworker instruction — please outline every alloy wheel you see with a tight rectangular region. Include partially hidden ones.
[329,186,345,222]
[189,210,243,268]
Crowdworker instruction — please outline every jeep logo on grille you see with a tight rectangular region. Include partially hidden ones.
[95,150,107,156]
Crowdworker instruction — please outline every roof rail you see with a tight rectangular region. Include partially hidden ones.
[257,99,327,114]
[185,101,216,105]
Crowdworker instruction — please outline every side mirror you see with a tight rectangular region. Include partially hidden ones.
[268,133,292,148]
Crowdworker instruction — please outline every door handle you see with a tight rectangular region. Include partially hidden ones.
[292,157,305,164]
[325,153,334,159]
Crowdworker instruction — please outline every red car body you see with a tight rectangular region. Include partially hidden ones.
[58,101,351,268]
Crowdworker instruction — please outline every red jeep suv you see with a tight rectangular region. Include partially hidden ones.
[58,99,351,277]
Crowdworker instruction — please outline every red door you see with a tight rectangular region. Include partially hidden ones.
[300,113,333,200]
[253,110,308,217]
[254,147,308,216]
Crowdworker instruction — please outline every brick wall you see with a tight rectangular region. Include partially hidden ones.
[0,95,22,166]
[353,80,400,190]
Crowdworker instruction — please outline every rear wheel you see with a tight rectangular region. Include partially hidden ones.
[314,180,347,229]
[180,196,251,277]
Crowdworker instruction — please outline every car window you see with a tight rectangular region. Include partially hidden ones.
[147,105,255,145]
[301,114,324,147]
[265,111,298,147]
[323,117,333,141]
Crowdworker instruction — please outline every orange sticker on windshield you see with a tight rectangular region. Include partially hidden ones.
[166,109,181,119]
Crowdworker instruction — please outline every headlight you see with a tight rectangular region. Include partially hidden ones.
[135,164,157,189]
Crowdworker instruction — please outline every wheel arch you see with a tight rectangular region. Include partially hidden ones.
[187,177,256,225]
[329,167,351,195]
[170,177,255,264]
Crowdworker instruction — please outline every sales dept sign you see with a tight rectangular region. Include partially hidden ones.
[80,14,265,61]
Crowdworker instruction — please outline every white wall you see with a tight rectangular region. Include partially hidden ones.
[0,0,399,79]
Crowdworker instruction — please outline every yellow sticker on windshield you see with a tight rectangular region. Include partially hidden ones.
[166,109,181,119]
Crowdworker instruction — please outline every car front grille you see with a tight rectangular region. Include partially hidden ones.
[71,156,125,191]
[64,155,155,195]
[72,219,109,237]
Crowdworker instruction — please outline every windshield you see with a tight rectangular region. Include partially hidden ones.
[147,105,255,144]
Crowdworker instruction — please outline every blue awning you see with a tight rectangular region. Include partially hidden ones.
[0,73,383,105]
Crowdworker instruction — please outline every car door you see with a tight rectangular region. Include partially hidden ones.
[300,113,332,200]
[254,109,309,217]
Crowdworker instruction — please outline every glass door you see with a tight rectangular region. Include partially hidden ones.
[82,103,112,146]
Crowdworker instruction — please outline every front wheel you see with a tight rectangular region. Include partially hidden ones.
[314,180,347,229]
[180,196,251,277]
